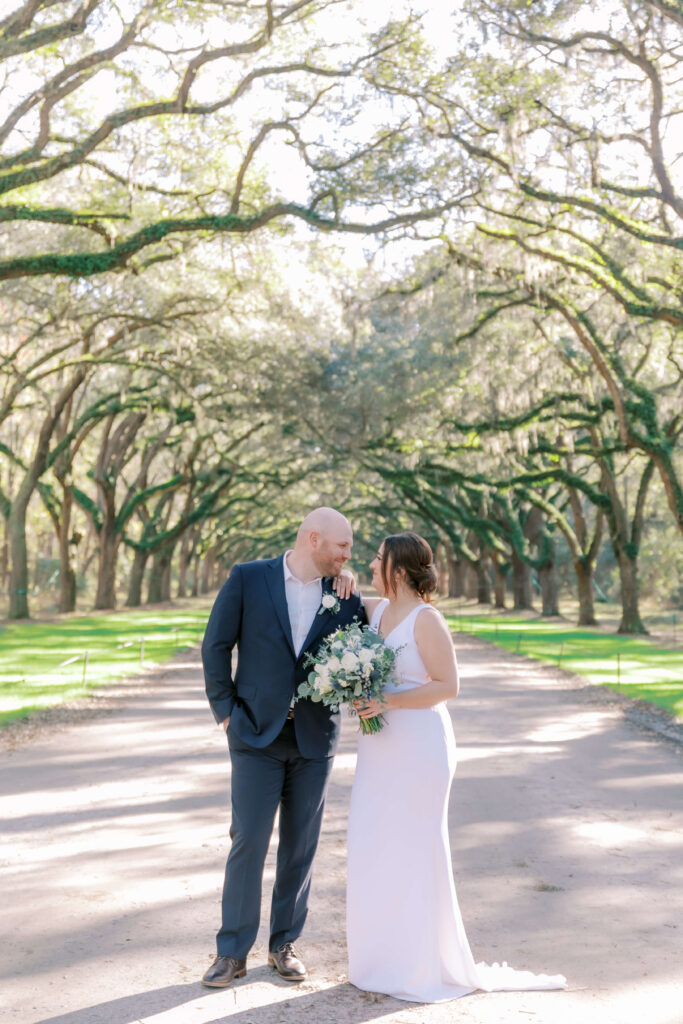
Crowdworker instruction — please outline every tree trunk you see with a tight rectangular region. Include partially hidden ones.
[177,535,190,598]
[511,551,533,610]
[60,564,77,615]
[94,527,119,609]
[475,552,492,605]
[8,371,88,618]
[147,558,163,604]
[492,556,507,609]
[212,558,224,589]
[447,553,465,598]
[94,476,121,610]
[7,499,30,619]
[94,486,119,610]
[435,544,450,597]
[160,548,173,602]
[200,547,215,594]
[191,554,200,597]
[575,559,597,626]
[616,549,647,634]
[652,447,683,537]
[126,548,149,607]
[147,547,173,604]
[0,518,8,597]
[539,563,559,616]
[58,484,77,613]
[464,564,478,599]
[595,450,653,635]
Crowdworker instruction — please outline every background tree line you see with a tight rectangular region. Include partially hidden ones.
[0,0,680,632]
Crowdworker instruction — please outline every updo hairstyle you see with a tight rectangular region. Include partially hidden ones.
[381,532,438,601]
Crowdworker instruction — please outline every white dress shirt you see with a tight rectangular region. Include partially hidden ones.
[283,550,323,656]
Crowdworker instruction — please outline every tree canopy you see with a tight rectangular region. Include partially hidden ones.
[1,0,681,630]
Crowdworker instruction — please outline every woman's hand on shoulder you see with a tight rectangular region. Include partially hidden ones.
[414,605,459,699]
[332,568,356,599]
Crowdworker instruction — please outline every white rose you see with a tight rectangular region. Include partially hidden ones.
[327,656,341,673]
[341,651,359,672]
[358,649,374,665]
[314,668,334,694]
[321,594,337,609]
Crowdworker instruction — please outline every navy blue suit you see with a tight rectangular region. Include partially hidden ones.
[202,555,365,957]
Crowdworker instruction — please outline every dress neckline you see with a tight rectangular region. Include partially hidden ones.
[375,599,426,640]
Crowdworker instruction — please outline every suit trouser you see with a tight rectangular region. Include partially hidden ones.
[217,719,335,958]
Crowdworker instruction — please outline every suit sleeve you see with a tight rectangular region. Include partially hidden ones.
[202,564,243,724]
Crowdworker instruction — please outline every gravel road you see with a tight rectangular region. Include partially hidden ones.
[1,635,681,1024]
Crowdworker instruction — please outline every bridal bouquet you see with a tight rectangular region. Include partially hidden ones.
[297,620,397,734]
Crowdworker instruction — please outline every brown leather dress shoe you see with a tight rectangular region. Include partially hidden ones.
[268,942,307,981]
[201,955,247,987]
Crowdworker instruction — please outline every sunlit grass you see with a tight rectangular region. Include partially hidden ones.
[0,606,210,727]
[445,613,683,720]
[4,602,680,728]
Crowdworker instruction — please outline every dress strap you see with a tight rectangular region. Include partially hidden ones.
[374,599,431,640]
[403,602,431,635]
[369,598,389,632]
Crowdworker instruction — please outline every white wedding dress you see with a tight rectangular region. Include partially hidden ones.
[346,600,567,1002]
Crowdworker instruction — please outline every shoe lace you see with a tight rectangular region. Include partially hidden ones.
[280,942,297,957]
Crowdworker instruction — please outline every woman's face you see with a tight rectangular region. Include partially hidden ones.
[369,544,386,595]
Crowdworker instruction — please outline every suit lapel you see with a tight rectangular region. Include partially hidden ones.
[297,577,334,661]
[265,556,296,658]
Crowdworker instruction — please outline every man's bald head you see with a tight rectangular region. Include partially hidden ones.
[297,506,351,542]
[292,506,353,579]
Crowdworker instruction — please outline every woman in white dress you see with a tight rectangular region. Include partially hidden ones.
[346,532,566,1003]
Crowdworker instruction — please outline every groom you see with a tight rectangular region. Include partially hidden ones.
[201,507,364,987]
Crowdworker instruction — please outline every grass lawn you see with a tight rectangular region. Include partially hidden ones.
[3,599,680,728]
[0,604,211,727]
[445,611,683,720]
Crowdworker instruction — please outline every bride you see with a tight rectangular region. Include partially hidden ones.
[345,531,566,1002]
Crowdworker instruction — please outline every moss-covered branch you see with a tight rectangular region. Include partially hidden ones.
[0,200,461,280]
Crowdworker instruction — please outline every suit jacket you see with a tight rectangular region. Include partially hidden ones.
[202,555,366,758]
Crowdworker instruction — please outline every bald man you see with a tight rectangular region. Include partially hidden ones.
[201,508,365,987]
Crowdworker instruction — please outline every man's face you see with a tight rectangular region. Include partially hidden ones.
[310,525,353,577]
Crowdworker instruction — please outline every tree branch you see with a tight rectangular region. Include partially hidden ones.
[0,199,462,280]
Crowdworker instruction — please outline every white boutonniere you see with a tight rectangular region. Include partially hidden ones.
[319,592,341,616]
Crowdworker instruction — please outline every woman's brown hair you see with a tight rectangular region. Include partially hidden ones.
[380,532,438,601]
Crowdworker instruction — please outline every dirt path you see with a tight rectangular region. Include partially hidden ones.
[1,637,681,1024]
